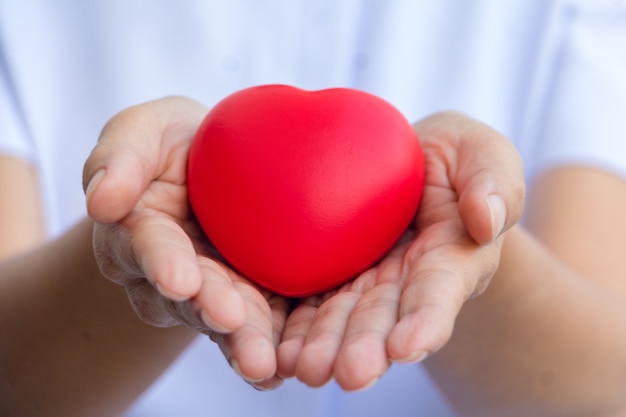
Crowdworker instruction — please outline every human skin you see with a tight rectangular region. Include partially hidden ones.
[0,175,197,415]
[0,98,244,416]
[424,168,626,417]
[2,97,514,415]
[277,112,525,384]
[82,101,525,397]
[280,119,626,416]
[3,96,624,416]
[83,104,626,417]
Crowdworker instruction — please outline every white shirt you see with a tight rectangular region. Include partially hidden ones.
[1,1,625,416]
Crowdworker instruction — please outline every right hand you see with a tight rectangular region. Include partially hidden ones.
[277,112,525,390]
[83,97,287,389]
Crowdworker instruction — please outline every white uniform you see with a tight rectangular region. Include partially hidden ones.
[1,1,625,415]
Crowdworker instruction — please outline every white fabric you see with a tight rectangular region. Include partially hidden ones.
[1,1,626,415]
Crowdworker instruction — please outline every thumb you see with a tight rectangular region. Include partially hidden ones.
[415,111,526,244]
[82,97,208,223]
[455,118,525,244]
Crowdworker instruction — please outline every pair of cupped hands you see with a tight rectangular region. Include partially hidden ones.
[83,96,524,392]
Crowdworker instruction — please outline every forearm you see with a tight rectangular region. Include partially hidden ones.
[426,226,626,417]
[0,218,196,417]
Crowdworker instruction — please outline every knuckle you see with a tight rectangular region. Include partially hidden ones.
[92,223,140,283]
[127,283,180,328]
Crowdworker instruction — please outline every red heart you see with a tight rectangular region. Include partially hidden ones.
[187,85,425,297]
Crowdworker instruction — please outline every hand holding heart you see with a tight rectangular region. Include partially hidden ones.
[84,96,286,389]
[278,111,525,390]
[83,93,524,391]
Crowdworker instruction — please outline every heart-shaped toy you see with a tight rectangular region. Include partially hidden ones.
[187,85,425,297]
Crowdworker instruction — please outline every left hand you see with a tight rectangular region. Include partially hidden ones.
[275,111,525,390]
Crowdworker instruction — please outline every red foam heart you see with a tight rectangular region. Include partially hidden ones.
[187,85,425,297]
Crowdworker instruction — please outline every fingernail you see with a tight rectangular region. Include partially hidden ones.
[251,377,285,392]
[391,350,429,364]
[85,169,106,202]
[487,194,506,241]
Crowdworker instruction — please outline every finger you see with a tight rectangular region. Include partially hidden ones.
[192,257,247,333]
[276,297,321,378]
[124,278,209,330]
[386,272,462,364]
[333,282,399,391]
[220,283,286,386]
[128,214,203,301]
[387,237,497,362]
[294,292,360,387]
[83,97,208,223]
[455,132,525,243]
[125,279,182,327]
[253,293,289,390]
[414,112,525,244]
